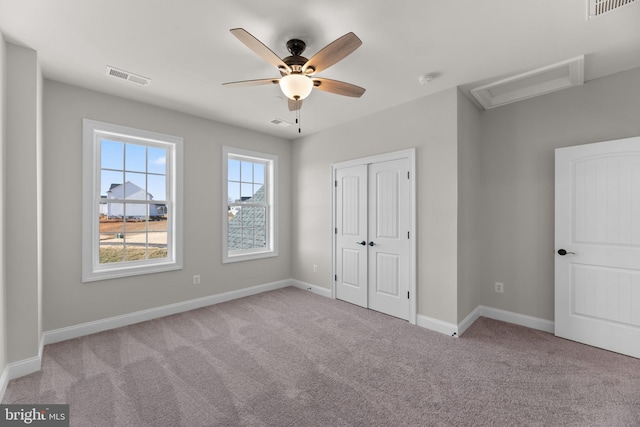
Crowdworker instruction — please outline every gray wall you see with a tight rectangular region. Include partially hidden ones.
[291,87,460,324]
[0,32,7,374]
[43,81,292,331]
[5,43,42,362]
[477,66,640,321]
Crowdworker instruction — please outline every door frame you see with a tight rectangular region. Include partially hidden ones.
[331,148,417,325]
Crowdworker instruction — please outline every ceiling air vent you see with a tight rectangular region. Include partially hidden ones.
[588,0,636,18]
[106,66,150,86]
[470,55,584,110]
[270,118,294,128]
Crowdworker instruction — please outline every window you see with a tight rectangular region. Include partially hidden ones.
[223,146,278,262]
[82,119,183,281]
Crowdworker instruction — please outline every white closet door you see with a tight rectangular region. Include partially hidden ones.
[334,157,411,321]
[368,158,411,320]
[555,136,640,358]
[335,164,368,308]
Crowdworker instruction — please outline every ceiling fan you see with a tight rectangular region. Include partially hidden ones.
[222,28,366,111]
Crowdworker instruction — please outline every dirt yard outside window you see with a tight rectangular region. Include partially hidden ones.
[99,217,168,263]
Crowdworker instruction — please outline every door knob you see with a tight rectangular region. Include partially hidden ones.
[356,241,367,246]
[557,249,575,256]
[368,241,376,246]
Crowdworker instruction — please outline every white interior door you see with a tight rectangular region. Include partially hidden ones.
[334,156,412,321]
[555,136,640,358]
[335,165,368,308]
[368,159,411,320]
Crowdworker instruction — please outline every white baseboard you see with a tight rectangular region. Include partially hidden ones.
[0,365,9,402]
[0,335,45,402]
[417,315,459,337]
[289,279,332,298]
[458,305,555,336]
[43,279,293,346]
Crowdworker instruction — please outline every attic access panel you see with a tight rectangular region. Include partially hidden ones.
[470,56,584,110]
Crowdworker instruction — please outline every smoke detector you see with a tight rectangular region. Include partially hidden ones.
[106,66,150,86]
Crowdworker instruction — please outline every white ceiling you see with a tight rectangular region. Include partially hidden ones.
[1,0,639,139]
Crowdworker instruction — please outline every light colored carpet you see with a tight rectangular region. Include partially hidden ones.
[3,287,640,426]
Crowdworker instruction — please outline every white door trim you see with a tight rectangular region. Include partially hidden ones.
[331,148,417,325]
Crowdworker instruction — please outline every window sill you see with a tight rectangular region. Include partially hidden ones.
[82,261,183,282]
[223,250,278,264]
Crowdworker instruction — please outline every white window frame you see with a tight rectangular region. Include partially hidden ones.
[82,119,183,282]
[222,146,278,263]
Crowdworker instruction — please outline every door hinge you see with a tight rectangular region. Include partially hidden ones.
[335,180,338,187]
[407,291,410,299]
[335,227,338,234]
[407,231,410,239]
[335,274,337,281]
[407,171,410,179]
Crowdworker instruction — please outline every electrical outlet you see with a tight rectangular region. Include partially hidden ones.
[495,282,504,293]
[313,264,318,273]
[193,275,201,285]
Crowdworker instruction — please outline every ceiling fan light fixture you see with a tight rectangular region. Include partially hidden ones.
[279,74,313,100]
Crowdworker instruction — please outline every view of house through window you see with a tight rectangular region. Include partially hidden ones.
[83,119,183,282]
[223,147,277,262]
[99,140,169,263]
[227,157,267,251]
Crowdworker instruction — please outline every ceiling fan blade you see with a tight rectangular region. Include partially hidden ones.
[303,32,362,75]
[312,78,366,97]
[288,98,303,111]
[230,28,291,73]
[222,78,280,87]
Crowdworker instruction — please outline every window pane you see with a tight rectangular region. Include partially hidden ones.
[124,232,148,261]
[240,182,254,201]
[124,174,147,200]
[255,228,267,248]
[148,246,168,260]
[99,210,123,242]
[228,227,242,251]
[124,203,148,219]
[105,202,124,219]
[148,146,167,174]
[101,170,123,198]
[253,184,265,202]
[125,143,147,172]
[243,228,255,249]
[242,206,255,226]
[149,216,168,259]
[241,161,253,182]
[148,174,166,201]
[228,182,240,203]
[100,243,124,264]
[101,140,123,170]
[254,163,265,184]
[228,159,240,181]
[254,207,266,227]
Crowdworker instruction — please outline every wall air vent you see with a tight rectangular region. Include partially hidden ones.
[589,0,636,18]
[470,55,584,110]
[106,66,150,86]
